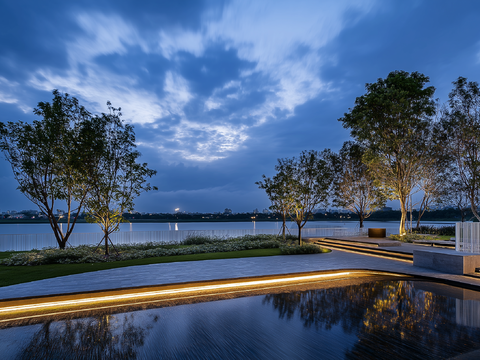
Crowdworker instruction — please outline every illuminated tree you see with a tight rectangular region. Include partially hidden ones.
[286,150,333,245]
[339,71,436,235]
[258,150,333,245]
[440,76,480,221]
[332,141,386,228]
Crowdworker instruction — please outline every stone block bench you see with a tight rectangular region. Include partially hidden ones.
[368,228,386,238]
[413,248,480,275]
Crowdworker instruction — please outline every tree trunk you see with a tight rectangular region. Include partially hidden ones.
[104,227,109,256]
[399,197,407,236]
[359,213,364,228]
[281,212,287,241]
[297,223,302,245]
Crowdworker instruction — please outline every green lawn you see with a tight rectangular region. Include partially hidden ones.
[0,248,282,288]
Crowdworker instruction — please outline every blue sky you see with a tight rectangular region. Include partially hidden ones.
[1,0,480,213]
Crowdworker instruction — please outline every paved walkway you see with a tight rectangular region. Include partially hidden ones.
[2,249,480,301]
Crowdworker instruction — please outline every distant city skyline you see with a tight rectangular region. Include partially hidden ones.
[1,1,480,212]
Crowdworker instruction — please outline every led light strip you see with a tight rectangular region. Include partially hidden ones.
[321,246,413,263]
[0,272,359,314]
[0,278,357,323]
[0,271,408,316]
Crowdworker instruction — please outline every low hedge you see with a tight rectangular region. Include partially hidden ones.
[389,233,438,243]
[279,243,329,255]
[0,234,331,266]
[0,239,279,266]
[411,225,455,236]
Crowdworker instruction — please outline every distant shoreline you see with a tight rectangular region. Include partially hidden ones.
[0,218,458,225]
[0,218,341,224]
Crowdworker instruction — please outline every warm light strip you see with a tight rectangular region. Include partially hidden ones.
[0,272,358,314]
[321,246,413,263]
[0,276,379,323]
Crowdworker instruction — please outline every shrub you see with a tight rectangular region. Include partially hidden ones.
[389,234,438,243]
[182,233,292,245]
[182,234,225,245]
[0,237,281,266]
[114,241,178,251]
[279,244,328,255]
[411,225,455,236]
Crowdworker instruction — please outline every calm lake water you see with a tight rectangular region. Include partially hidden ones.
[1,278,479,359]
[0,220,456,235]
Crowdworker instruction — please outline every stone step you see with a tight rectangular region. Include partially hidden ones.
[313,240,413,261]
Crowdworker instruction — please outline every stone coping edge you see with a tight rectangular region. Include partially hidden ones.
[2,268,480,304]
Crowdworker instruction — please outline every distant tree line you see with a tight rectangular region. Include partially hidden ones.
[0,208,469,223]
[258,71,480,243]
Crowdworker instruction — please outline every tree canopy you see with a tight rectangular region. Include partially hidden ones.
[258,150,333,244]
[256,169,294,240]
[84,103,157,255]
[0,90,104,248]
[339,70,437,235]
[331,141,386,228]
[440,76,480,221]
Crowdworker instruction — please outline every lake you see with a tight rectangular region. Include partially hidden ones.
[0,220,457,235]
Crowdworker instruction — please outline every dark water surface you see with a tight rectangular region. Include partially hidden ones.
[0,220,455,234]
[1,279,480,359]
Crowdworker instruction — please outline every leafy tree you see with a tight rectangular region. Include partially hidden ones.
[414,160,449,228]
[331,141,386,228]
[0,90,104,249]
[256,169,294,241]
[287,150,333,245]
[439,169,471,222]
[339,71,436,236]
[85,103,157,256]
[440,77,480,221]
[258,150,333,245]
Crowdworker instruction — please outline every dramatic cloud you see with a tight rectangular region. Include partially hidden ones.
[1,0,480,212]
[25,1,377,163]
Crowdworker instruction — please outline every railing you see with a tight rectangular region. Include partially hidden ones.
[0,227,370,252]
[456,222,480,253]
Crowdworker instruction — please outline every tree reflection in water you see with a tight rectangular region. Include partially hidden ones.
[17,313,155,360]
[263,280,480,359]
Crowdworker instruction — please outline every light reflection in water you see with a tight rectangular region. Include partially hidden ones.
[1,280,480,359]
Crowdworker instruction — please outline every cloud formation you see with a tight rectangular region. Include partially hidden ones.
[1,0,480,212]
[24,1,377,163]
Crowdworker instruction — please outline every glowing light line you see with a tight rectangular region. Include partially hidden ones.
[320,246,413,263]
[0,272,355,314]
[0,271,406,323]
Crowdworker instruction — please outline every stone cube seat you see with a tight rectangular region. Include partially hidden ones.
[413,248,480,275]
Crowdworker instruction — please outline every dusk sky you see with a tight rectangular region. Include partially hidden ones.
[1,0,480,213]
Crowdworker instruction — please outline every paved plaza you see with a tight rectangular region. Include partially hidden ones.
[2,247,480,301]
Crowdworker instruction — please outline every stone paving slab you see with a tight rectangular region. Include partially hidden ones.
[2,249,480,301]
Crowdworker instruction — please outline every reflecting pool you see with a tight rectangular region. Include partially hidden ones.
[1,278,480,359]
